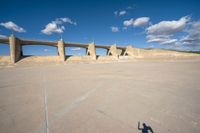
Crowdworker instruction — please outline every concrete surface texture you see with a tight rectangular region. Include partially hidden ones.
[0,59,200,133]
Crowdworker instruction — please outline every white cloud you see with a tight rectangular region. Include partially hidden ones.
[0,21,26,32]
[162,39,178,44]
[42,23,64,35]
[114,10,126,16]
[146,35,177,45]
[146,16,200,51]
[146,16,190,46]
[180,20,200,50]
[41,17,76,35]
[123,18,134,27]
[115,5,135,17]
[134,17,150,27]
[146,16,190,35]
[56,18,77,25]
[119,11,126,16]
[71,47,81,51]
[0,34,7,38]
[111,26,119,32]
[123,17,150,27]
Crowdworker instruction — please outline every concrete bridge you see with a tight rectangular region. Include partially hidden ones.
[1,34,199,64]
[0,34,135,64]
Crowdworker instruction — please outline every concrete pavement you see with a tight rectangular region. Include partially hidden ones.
[0,60,200,133]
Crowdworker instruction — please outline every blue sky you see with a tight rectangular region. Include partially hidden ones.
[0,0,200,55]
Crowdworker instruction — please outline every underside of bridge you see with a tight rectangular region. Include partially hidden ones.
[0,34,199,64]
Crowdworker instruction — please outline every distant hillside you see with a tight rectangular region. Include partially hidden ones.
[144,48,200,54]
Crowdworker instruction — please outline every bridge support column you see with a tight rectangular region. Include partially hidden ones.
[86,43,96,60]
[9,34,21,64]
[57,39,65,61]
[124,45,134,56]
[120,49,126,55]
[107,44,118,59]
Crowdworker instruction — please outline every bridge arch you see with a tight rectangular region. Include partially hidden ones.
[95,48,108,56]
[22,44,57,56]
[0,43,10,55]
[65,46,87,56]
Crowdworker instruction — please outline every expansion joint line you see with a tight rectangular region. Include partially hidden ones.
[41,69,49,133]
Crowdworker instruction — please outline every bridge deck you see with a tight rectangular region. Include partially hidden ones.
[0,38,126,49]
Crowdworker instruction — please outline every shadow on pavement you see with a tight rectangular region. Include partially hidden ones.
[138,121,154,133]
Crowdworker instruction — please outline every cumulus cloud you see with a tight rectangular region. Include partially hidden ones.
[134,17,150,27]
[0,21,26,32]
[123,17,150,27]
[41,17,76,35]
[146,16,192,48]
[146,16,190,35]
[42,23,64,35]
[114,10,126,16]
[180,20,200,49]
[146,16,200,51]
[111,26,119,32]
[123,18,134,27]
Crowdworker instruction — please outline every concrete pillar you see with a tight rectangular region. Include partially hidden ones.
[9,34,21,64]
[117,49,125,56]
[124,45,134,56]
[106,49,109,55]
[86,43,96,60]
[120,49,126,55]
[57,39,65,61]
[107,44,118,58]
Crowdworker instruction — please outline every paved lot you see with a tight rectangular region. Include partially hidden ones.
[0,60,200,133]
